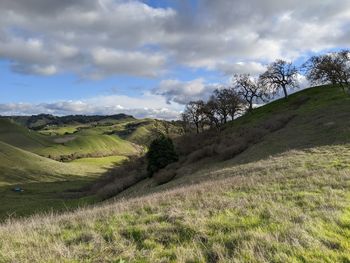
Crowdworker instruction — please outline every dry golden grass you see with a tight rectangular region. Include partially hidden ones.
[0,144,349,262]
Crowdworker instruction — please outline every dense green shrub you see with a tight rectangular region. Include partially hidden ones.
[147,135,178,176]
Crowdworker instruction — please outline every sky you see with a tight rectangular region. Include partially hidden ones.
[0,0,349,119]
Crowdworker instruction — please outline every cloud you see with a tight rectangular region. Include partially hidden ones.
[90,48,166,78]
[216,61,266,76]
[161,0,350,70]
[0,0,349,78]
[0,93,183,120]
[12,64,58,76]
[0,0,174,78]
[153,78,220,104]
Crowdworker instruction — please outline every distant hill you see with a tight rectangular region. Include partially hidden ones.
[1,113,134,130]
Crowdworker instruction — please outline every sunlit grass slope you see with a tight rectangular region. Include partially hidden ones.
[37,132,140,160]
[230,84,350,163]
[0,119,51,151]
[0,118,141,160]
[0,141,121,219]
[0,141,84,186]
[70,155,128,169]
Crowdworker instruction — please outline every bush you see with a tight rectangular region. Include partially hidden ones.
[147,135,178,177]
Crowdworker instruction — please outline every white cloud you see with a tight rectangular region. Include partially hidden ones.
[153,78,220,105]
[90,48,166,78]
[0,93,183,120]
[217,61,266,76]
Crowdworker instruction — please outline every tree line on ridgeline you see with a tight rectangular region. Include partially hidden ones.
[182,50,350,134]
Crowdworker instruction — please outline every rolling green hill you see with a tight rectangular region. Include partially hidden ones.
[0,115,182,219]
[111,118,183,146]
[0,141,82,186]
[0,85,349,262]
[0,117,143,161]
[0,131,132,219]
[0,141,112,219]
[0,119,52,151]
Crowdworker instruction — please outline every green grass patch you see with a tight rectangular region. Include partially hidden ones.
[70,155,128,168]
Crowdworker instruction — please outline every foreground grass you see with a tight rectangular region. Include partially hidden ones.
[0,144,349,262]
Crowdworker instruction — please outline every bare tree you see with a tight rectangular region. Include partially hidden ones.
[226,89,245,121]
[212,88,242,123]
[202,96,221,130]
[183,100,206,134]
[260,60,299,99]
[212,89,230,124]
[180,112,191,133]
[302,50,350,93]
[233,74,268,112]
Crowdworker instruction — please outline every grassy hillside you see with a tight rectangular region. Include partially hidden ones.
[0,118,142,161]
[36,118,181,160]
[0,119,52,151]
[0,141,109,219]
[0,145,349,262]
[0,85,349,262]
[0,116,181,219]
[0,141,84,186]
[0,118,135,219]
[172,85,350,170]
[37,132,140,160]
[113,119,183,146]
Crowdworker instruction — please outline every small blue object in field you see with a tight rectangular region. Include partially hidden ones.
[12,187,24,192]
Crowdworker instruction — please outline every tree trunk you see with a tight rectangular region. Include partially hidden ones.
[249,102,253,112]
[282,85,288,98]
[230,111,235,121]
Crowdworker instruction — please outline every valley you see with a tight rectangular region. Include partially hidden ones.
[0,116,181,219]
